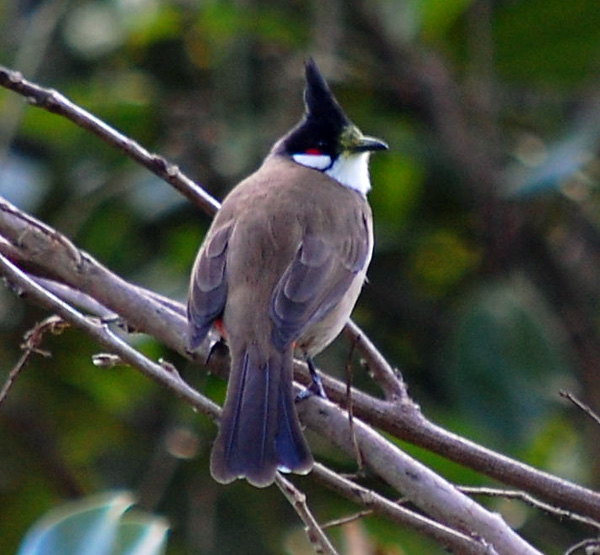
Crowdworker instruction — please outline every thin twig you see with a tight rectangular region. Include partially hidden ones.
[3,192,600,530]
[564,538,600,555]
[560,390,600,428]
[343,319,408,402]
[321,509,373,530]
[300,397,544,555]
[311,463,498,555]
[275,473,340,555]
[0,314,67,407]
[0,65,220,217]
[344,335,364,470]
[458,486,600,531]
[0,253,221,421]
[0,350,32,407]
[0,68,598,551]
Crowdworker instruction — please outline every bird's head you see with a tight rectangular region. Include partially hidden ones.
[276,58,388,195]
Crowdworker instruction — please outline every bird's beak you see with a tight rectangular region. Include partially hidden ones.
[350,135,389,153]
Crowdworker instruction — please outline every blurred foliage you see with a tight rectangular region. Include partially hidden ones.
[17,491,168,555]
[1,0,600,554]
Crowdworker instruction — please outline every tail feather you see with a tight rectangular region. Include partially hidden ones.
[210,344,313,487]
[275,379,312,473]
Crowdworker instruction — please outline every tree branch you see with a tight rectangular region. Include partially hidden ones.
[457,486,600,531]
[312,463,499,555]
[560,390,600,428]
[2,66,599,553]
[0,194,548,553]
[275,474,340,555]
[0,252,221,421]
[3,190,599,531]
[298,395,543,555]
[0,315,64,407]
[0,237,505,553]
[2,239,537,553]
[0,65,219,217]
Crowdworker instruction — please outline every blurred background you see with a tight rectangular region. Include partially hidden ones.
[1,0,600,553]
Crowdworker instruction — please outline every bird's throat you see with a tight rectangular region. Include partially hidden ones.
[325,152,372,196]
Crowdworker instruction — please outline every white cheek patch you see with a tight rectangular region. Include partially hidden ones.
[292,153,332,171]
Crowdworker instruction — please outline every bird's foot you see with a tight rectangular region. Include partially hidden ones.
[296,358,327,401]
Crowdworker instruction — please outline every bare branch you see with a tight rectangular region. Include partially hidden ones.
[0,195,190,354]
[299,397,544,555]
[321,510,373,531]
[1,196,547,553]
[0,187,594,550]
[0,64,220,217]
[275,474,340,555]
[0,252,221,421]
[343,319,408,401]
[560,390,600,428]
[564,538,600,555]
[0,315,66,407]
[307,349,600,523]
[1,68,599,552]
[0,185,594,553]
[459,486,600,531]
[312,463,499,555]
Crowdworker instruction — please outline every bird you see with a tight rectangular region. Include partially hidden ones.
[187,58,387,487]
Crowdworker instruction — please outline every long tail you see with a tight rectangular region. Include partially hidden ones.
[210,343,313,487]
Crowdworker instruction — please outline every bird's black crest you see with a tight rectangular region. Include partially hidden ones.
[279,58,352,157]
[303,58,350,131]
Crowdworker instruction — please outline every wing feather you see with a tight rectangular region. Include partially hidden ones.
[187,222,233,349]
[270,214,370,350]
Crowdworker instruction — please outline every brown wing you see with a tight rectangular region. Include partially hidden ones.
[187,222,233,349]
[270,213,371,350]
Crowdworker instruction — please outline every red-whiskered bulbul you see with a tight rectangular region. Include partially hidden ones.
[187,58,387,487]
